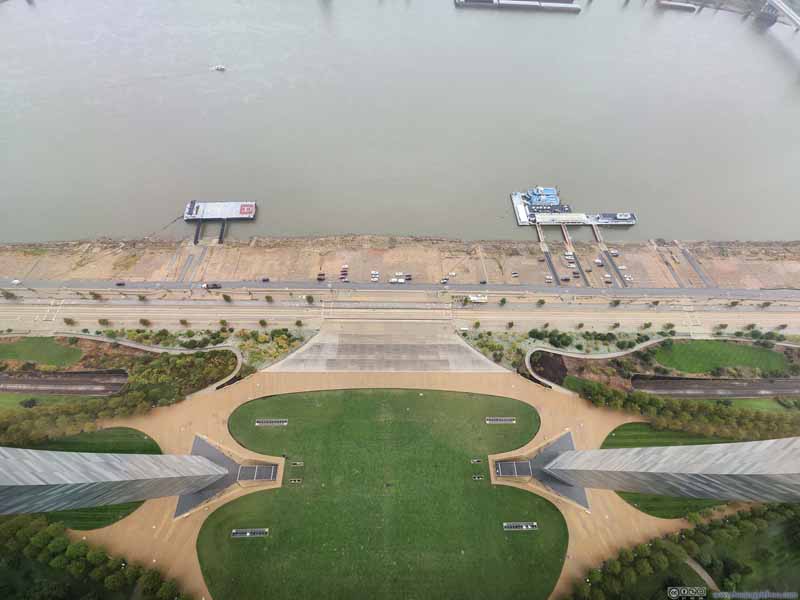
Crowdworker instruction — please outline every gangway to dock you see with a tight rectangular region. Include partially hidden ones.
[603,250,626,288]
[766,0,800,29]
[560,225,591,288]
[590,224,608,252]
[534,224,561,287]
[674,241,715,288]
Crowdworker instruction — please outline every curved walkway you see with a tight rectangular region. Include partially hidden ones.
[51,332,244,390]
[524,333,799,389]
[685,557,719,591]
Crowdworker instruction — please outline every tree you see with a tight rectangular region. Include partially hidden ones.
[295,320,303,327]
[179,319,189,326]
[259,319,267,327]
[124,564,144,586]
[265,295,273,303]
[140,569,163,596]
[1,289,18,300]
[66,541,89,560]
[537,299,546,307]
[634,558,653,577]
[139,318,151,327]
[618,548,635,564]
[610,299,621,307]
[46,535,69,556]
[473,321,480,329]
[506,321,514,329]
[219,319,228,327]
[89,292,103,300]
[138,295,148,302]
[306,295,314,304]
[49,554,69,570]
[157,580,180,600]
[63,317,76,326]
[86,547,108,566]
[222,294,232,303]
[620,566,637,587]
[589,589,605,600]
[499,297,507,306]
[67,559,87,578]
[642,322,652,330]
[650,551,669,572]
[604,558,621,576]
[104,572,126,592]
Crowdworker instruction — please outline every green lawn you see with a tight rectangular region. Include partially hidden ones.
[0,337,83,366]
[33,427,161,530]
[602,423,730,518]
[0,392,84,412]
[727,397,792,412]
[200,389,566,600]
[653,340,788,374]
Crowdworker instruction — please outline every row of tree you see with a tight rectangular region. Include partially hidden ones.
[0,514,191,600]
[0,350,237,446]
[564,377,800,441]
[564,503,800,600]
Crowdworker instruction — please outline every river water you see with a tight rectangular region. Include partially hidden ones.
[1,0,799,243]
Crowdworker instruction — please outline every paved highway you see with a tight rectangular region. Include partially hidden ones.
[3,277,800,302]
[1,296,798,335]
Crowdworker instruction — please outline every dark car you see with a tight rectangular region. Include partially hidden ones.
[479,280,487,285]
[261,277,270,283]
[115,282,125,287]
[317,273,326,281]
[206,283,222,289]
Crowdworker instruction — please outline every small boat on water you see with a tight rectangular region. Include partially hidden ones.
[211,65,226,72]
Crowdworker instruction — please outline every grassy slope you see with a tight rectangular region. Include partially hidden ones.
[0,337,83,366]
[34,428,161,530]
[601,423,729,518]
[626,561,704,600]
[200,389,566,600]
[0,392,85,412]
[723,522,800,592]
[653,340,788,374]
[727,398,791,412]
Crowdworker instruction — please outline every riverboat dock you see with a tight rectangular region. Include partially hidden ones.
[183,201,257,245]
[455,0,582,12]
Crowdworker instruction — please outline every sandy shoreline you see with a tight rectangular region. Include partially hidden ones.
[1,235,800,290]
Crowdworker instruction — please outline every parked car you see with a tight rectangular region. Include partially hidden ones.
[115,282,125,287]
[201,283,222,289]
[261,277,270,283]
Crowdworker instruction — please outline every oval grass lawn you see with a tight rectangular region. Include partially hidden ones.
[200,389,566,600]
[653,340,788,374]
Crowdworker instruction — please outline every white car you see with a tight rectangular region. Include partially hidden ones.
[511,272,519,278]
[618,265,627,270]
[10,279,20,286]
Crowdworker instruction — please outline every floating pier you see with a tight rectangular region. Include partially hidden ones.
[184,201,257,245]
[510,189,637,228]
[656,0,698,11]
[455,0,582,12]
